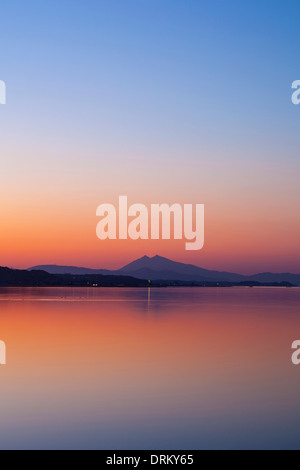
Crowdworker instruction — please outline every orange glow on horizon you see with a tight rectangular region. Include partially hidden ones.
[1,170,300,274]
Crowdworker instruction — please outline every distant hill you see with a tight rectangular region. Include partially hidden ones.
[28,255,300,286]
[247,272,300,285]
[0,267,57,286]
[28,265,110,275]
[0,266,149,287]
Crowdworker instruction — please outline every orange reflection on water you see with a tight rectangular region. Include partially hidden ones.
[0,287,299,449]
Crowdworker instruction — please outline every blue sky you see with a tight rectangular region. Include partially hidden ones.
[1,0,299,155]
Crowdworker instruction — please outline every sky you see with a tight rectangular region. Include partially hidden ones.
[0,0,299,274]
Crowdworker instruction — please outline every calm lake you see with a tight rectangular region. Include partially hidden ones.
[0,287,299,450]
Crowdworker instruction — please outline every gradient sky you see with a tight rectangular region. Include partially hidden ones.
[0,0,299,273]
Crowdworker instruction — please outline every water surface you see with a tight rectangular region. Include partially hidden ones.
[0,287,299,449]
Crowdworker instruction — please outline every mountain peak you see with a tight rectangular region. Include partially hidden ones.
[120,254,188,273]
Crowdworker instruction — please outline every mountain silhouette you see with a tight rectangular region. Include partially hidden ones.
[28,265,110,275]
[28,255,300,285]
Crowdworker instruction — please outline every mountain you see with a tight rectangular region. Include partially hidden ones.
[247,272,300,285]
[28,255,300,285]
[118,255,244,282]
[28,265,110,275]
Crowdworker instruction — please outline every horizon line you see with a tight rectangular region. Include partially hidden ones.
[5,254,300,277]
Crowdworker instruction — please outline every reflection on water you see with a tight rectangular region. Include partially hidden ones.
[0,287,299,450]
